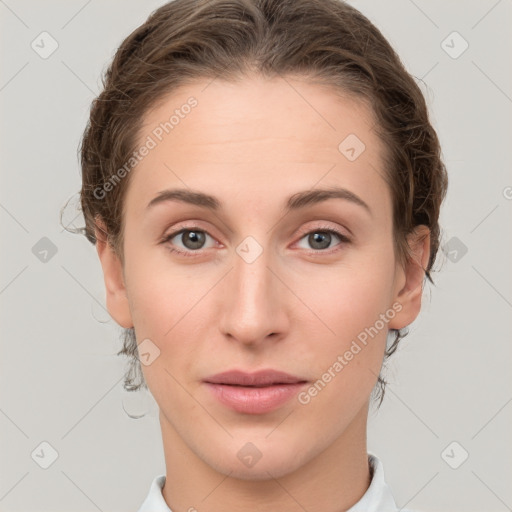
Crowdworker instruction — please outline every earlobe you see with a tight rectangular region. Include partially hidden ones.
[388,225,431,330]
[94,218,133,329]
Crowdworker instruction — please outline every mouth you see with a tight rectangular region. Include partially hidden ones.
[203,369,308,387]
[203,369,309,414]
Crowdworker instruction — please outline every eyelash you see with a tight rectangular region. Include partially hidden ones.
[161,224,351,259]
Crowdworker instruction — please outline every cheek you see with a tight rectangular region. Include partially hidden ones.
[122,245,218,371]
[293,284,389,422]
[123,241,188,329]
[292,258,395,390]
[296,260,394,340]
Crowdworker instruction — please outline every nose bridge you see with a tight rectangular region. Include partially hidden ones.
[220,234,285,343]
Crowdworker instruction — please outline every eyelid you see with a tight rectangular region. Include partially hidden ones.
[161,220,218,242]
[295,222,351,241]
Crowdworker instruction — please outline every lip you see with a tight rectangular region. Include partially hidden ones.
[203,369,307,387]
[203,369,308,414]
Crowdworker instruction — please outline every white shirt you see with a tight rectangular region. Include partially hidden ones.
[137,453,414,512]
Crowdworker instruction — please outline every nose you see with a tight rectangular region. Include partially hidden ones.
[218,242,289,347]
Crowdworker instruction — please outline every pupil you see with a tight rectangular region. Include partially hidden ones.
[310,232,330,250]
[184,230,205,250]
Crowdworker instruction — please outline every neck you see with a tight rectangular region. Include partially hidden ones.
[160,403,371,512]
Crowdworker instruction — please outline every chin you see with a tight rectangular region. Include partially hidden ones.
[218,458,303,482]
[205,439,310,481]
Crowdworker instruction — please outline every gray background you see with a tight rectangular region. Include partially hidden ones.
[1,0,511,511]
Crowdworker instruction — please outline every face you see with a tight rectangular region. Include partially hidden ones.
[97,74,429,481]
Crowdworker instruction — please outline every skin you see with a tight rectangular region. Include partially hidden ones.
[95,74,430,512]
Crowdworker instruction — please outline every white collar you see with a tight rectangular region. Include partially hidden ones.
[137,453,412,512]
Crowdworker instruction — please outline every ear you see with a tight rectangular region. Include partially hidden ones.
[94,218,133,329]
[388,225,431,330]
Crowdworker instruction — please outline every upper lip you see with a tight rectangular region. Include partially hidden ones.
[203,369,308,387]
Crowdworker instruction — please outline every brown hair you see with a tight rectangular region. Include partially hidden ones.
[70,0,448,405]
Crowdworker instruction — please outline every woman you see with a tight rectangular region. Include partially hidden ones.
[78,0,448,510]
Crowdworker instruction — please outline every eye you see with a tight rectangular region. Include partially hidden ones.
[162,227,216,257]
[295,226,350,253]
[161,224,351,258]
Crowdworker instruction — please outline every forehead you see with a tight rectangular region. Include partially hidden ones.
[126,75,389,215]
[138,75,379,157]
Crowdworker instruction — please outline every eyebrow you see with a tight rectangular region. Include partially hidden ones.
[146,186,372,216]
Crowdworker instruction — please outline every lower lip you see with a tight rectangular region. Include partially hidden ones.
[204,382,307,414]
